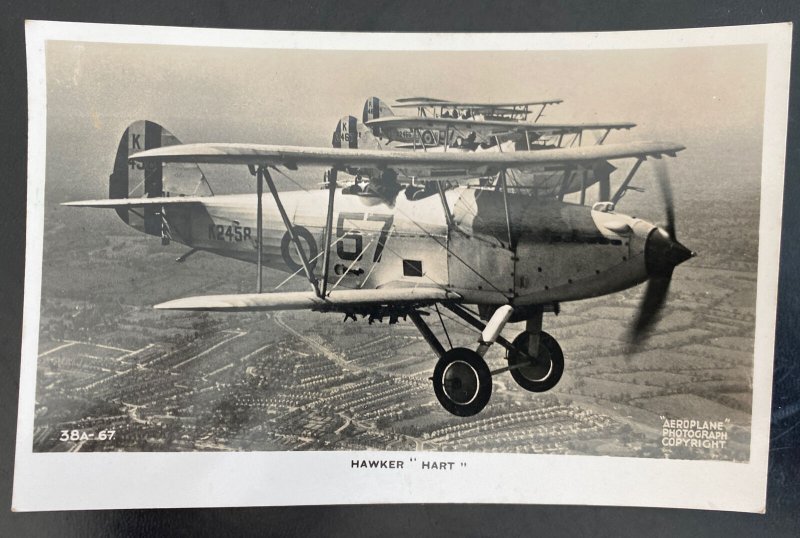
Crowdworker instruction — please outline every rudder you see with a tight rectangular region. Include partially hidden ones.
[362,96,394,137]
[110,120,210,236]
[332,115,382,150]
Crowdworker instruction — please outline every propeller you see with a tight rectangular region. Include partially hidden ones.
[657,160,676,241]
[629,160,695,345]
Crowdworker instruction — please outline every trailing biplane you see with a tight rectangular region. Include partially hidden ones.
[333,114,630,204]
[363,115,636,151]
[65,120,694,417]
[389,96,563,122]
[362,97,636,151]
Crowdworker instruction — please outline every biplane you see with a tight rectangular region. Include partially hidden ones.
[65,120,694,417]
[361,96,632,150]
[363,115,636,151]
[390,96,564,121]
[334,114,631,203]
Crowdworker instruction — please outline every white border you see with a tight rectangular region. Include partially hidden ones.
[14,21,792,512]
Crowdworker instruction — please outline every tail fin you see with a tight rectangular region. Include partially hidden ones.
[332,115,383,150]
[362,96,394,137]
[110,120,210,236]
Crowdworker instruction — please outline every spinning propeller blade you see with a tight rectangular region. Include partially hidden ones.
[629,161,694,345]
[655,160,677,241]
[630,274,672,344]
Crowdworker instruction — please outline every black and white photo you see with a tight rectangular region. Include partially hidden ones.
[13,21,791,512]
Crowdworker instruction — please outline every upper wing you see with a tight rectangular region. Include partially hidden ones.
[62,196,207,208]
[392,98,564,109]
[365,116,636,134]
[394,96,451,104]
[155,287,460,312]
[130,141,684,180]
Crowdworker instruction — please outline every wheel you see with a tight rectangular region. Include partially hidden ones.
[507,330,564,392]
[421,130,435,146]
[432,348,492,417]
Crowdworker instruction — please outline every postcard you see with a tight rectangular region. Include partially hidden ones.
[13,20,791,511]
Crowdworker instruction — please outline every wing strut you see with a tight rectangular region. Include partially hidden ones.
[534,104,544,122]
[250,165,264,293]
[437,181,455,229]
[259,165,322,297]
[611,157,645,205]
[417,128,428,152]
[579,169,588,206]
[499,170,513,247]
[320,169,337,297]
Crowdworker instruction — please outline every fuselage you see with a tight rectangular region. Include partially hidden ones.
[156,186,655,307]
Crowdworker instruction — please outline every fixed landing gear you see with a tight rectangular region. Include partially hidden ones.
[412,303,566,417]
[432,348,492,417]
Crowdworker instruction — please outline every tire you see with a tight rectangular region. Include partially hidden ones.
[432,348,492,417]
[508,331,564,392]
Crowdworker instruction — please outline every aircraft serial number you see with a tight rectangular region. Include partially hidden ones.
[208,224,252,242]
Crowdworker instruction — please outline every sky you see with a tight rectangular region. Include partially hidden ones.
[43,39,767,200]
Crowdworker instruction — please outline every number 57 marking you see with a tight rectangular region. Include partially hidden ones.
[367,214,394,262]
[336,212,394,263]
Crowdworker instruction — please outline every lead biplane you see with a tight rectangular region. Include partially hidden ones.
[362,97,636,151]
[390,96,564,121]
[65,120,694,417]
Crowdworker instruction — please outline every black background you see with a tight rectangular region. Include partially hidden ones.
[1,1,799,536]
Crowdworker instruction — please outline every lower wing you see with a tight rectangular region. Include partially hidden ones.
[155,287,461,312]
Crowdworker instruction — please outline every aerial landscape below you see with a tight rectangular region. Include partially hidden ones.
[31,40,764,462]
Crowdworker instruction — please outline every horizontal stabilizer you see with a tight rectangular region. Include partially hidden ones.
[62,196,207,209]
[155,287,461,312]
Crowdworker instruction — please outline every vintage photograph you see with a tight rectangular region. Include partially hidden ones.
[14,22,790,512]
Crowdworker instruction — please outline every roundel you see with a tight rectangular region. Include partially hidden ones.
[421,130,435,146]
[280,227,318,273]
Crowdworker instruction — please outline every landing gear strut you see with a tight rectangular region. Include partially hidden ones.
[412,303,565,417]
